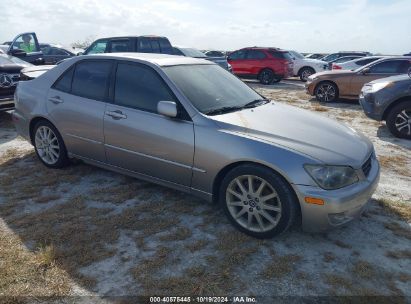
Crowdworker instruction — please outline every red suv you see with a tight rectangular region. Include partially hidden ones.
[227,47,294,84]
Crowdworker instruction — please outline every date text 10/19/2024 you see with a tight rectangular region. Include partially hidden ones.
[149,296,257,303]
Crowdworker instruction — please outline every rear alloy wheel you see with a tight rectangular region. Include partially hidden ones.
[259,69,275,85]
[34,121,69,168]
[299,67,315,82]
[220,165,298,238]
[386,101,411,139]
[315,81,338,102]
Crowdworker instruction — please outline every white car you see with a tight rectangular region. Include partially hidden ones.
[331,56,386,71]
[287,50,327,81]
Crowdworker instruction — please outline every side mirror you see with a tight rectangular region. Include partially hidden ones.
[10,49,27,57]
[362,67,370,75]
[157,101,177,118]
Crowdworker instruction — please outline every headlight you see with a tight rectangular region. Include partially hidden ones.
[304,165,359,190]
[363,81,394,93]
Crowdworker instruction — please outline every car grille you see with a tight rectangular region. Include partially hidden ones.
[362,154,373,177]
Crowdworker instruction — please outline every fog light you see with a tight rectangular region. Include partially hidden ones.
[328,212,351,225]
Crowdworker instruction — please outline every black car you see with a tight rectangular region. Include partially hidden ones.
[0,54,32,111]
[173,47,232,71]
[83,36,173,55]
[321,51,371,63]
[42,46,75,65]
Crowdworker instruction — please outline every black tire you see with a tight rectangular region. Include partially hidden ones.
[315,81,339,102]
[386,101,411,139]
[219,164,299,238]
[299,67,315,82]
[258,68,275,85]
[33,120,69,168]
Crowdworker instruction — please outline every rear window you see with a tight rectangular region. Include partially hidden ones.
[269,51,292,60]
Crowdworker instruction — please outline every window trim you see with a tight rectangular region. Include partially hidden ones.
[111,60,191,121]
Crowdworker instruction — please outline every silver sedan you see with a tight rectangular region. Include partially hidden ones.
[12,53,380,238]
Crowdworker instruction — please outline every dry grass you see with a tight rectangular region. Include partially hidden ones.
[185,239,208,253]
[159,227,192,241]
[374,198,411,222]
[261,252,302,279]
[323,251,336,263]
[384,222,411,240]
[378,155,410,177]
[312,105,329,112]
[352,261,376,279]
[385,250,411,259]
[0,220,71,297]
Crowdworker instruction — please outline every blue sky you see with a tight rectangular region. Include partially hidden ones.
[2,0,410,54]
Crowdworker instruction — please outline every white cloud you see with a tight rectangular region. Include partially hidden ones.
[1,0,410,54]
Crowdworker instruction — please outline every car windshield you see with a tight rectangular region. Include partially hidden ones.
[0,54,32,66]
[180,48,207,58]
[164,64,266,115]
[290,51,305,59]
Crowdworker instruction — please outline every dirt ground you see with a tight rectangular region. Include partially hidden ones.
[0,80,410,301]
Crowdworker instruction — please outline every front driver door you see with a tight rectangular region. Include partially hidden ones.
[103,61,194,186]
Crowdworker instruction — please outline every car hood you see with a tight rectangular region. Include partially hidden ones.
[211,102,372,167]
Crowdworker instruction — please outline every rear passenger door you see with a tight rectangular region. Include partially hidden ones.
[47,60,113,162]
[103,61,195,186]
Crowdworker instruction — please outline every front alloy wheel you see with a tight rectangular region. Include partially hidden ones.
[220,165,298,238]
[226,175,282,233]
[315,82,338,102]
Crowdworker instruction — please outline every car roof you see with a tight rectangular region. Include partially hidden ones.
[95,35,169,40]
[82,52,213,66]
[244,47,287,52]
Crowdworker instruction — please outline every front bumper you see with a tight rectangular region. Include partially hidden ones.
[293,156,380,232]
[359,92,384,121]
[305,81,316,96]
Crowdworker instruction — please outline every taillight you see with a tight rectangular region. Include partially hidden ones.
[332,64,342,70]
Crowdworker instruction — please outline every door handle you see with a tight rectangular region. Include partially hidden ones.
[48,96,63,104]
[106,110,127,120]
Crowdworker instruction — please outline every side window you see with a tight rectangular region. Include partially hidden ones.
[150,40,161,53]
[114,63,176,113]
[246,50,266,59]
[369,60,407,74]
[356,58,375,66]
[53,66,75,93]
[71,61,112,100]
[42,47,52,55]
[85,40,108,54]
[228,50,246,60]
[109,40,131,53]
[53,48,70,56]
[159,38,172,54]
[137,38,152,53]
